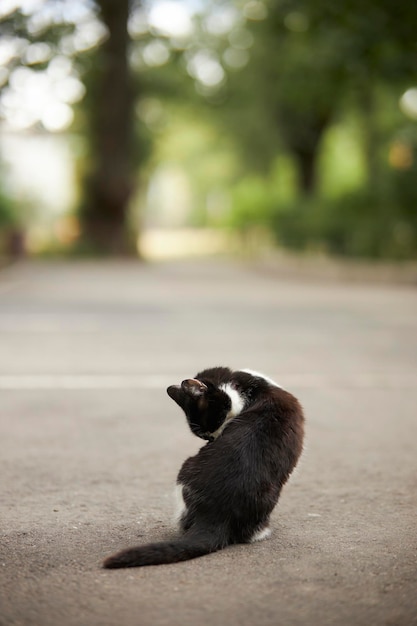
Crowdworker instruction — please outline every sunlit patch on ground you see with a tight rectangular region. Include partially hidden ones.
[139,227,236,260]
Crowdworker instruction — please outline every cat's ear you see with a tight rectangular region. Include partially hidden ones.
[181,379,208,397]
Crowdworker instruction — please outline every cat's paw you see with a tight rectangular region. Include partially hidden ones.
[250,527,272,542]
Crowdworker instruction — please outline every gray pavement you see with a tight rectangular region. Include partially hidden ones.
[0,259,416,626]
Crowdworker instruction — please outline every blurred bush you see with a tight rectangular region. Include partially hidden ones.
[0,189,16,228]
[0,187,25,258]
[270,179,417,261]
[225,137,417,260]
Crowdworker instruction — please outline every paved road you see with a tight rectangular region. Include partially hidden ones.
[1,259,416,626]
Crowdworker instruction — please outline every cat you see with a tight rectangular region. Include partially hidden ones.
[103,367,304,569]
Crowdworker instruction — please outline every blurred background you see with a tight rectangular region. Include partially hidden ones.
[1,0,417,262]
[2,5,417,621]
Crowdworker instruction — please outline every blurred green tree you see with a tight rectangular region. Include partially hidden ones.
[0,0,204,255]
[0,0,144,255]
[1,0,417,259]
[194,0,417,257]
[217,0,417,197]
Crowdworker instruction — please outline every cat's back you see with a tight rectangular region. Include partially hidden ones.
[190,383,303,475]
[232,382,302,440]
[231,371,304,438]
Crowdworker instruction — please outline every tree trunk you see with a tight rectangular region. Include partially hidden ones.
[79,0,136,255]
[279,108,331,198]
[292,146,319,196]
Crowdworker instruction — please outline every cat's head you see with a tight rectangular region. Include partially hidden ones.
[167,378,233,441]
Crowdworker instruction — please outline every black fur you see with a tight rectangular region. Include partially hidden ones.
[103,367,304,569]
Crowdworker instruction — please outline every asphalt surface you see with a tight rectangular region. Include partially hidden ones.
[0,259,416,626]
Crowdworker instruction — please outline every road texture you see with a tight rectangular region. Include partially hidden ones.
[0,259,416,626]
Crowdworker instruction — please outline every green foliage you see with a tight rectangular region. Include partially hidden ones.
[2,0,417,260]
[0,183,25,257]
[0,188,17,227]
[226,156,297,229]
[228,176,275,231]
[204,0,417,260]
[225,123,417,259]
[269,182,417,260]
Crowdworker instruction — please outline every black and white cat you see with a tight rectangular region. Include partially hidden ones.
[103,367,304,569]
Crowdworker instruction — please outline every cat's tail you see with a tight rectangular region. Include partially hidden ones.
[103,531,222,569]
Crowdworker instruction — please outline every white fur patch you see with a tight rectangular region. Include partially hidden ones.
[250,526,272,542]
[219,383,245,418]
[207,383,245,440]
[241,369,282,389]
[173,482,187,526]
